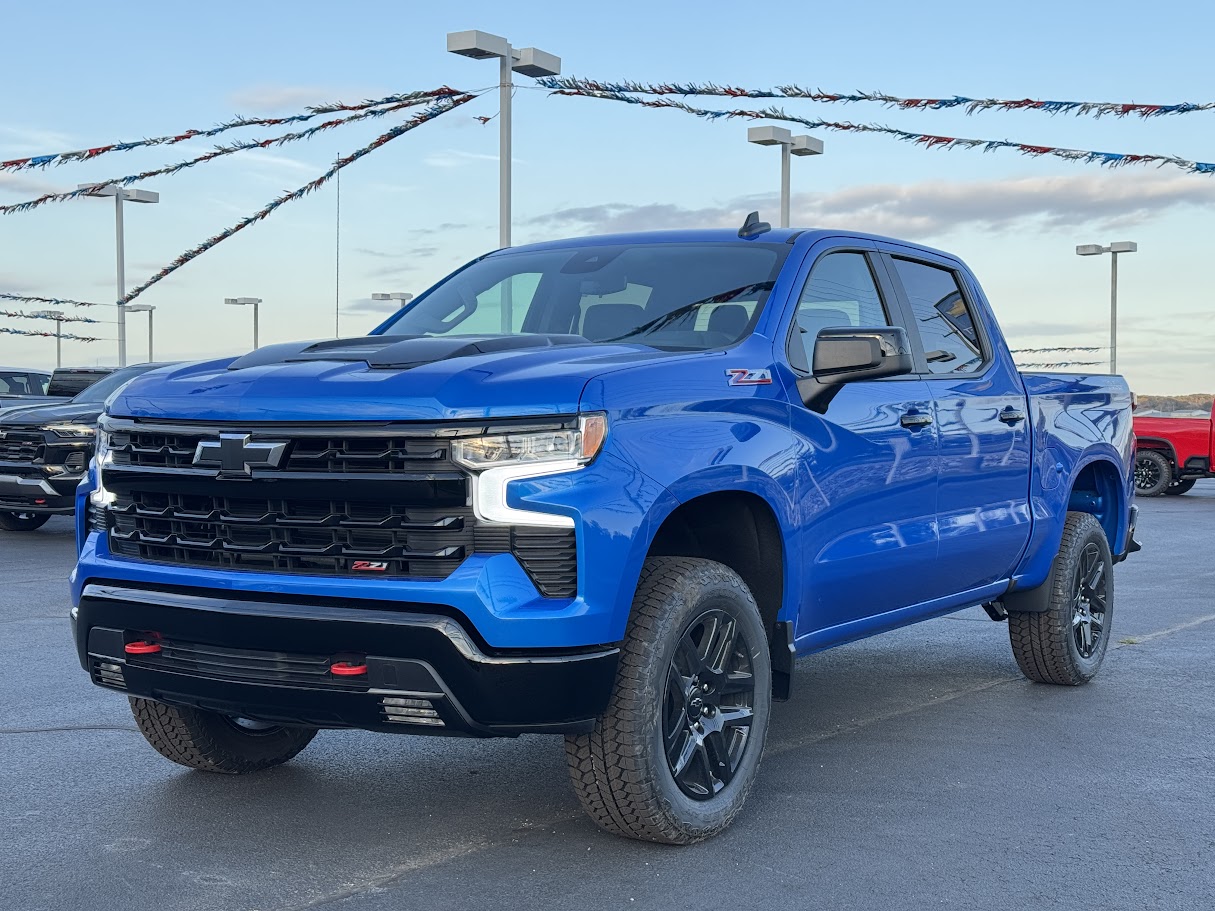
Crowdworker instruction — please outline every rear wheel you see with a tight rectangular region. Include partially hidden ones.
[1008,511,1113,685]
[1164,479,1196,496]
[129,698,317,773]
[0,511,52,531]
[565,557,771,844]
[1133,450,1171,497]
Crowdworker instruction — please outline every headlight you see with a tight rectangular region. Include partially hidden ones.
[89,422,116,508]
[46,423,97,439]
[451,414,607,470]
[453,414,608,529]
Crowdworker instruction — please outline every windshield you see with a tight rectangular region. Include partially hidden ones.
[71,363,164,405]
[379,243,789,351]
[0,372,49,395]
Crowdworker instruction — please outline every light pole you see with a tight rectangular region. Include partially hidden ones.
[31,310,65,367]
[224,297,262,350]
[124,304,156,361]
[447,30,561,250]
[78,184,159,367]
[747,127,824,229]
[371,292,414,308]
[1076,241,1137,373]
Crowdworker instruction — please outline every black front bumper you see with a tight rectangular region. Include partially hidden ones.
[73,584,619,737]
[0,470,79,514]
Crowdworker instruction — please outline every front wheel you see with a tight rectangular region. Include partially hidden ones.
[1164,479,1196,496]
[1008,511,1113,685]
[1133,450,1172,497]
[129,698,317,773]
[565,557,772,844]
[0,511,52,531]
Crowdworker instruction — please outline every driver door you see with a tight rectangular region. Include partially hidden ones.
[783,245,941,648]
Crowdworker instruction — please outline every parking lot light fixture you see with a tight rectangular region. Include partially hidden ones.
[748,127,824,229]
[123,304,156,362]
[447,30,561,249]
[1076,242,1138,373]
[78,183,160,367]
[31,309,66,367]
[224,297,262,350]
[371,292,414,308]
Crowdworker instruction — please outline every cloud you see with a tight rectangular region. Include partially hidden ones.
[423,149,509,169]
[0,125,74,154]
[530,173,1215,240]
[0,172,66,197]
[227,84,382,113]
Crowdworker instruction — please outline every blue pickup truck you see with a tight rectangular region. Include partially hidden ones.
[71,220,1137,844]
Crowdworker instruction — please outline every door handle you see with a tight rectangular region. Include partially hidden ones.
[900,412,933,428]
[999,408,1027,425]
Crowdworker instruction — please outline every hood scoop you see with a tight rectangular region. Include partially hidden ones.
[227,334,591,371]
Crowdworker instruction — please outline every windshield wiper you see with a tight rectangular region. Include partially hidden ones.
[603,282,774,342]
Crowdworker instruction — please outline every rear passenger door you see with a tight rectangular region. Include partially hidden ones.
[877,247,1033,598]
[783,244,941,644]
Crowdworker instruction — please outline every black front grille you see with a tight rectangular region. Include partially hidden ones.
[102,421,580,597]
[0,431,41,462]
[129,638,369,691]
[110,427,460,475]
[109,488,476,579]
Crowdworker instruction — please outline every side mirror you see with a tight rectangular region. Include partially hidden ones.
[796,326,914,413]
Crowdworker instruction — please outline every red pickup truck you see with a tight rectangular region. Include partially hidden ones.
[1134,404,1215,496]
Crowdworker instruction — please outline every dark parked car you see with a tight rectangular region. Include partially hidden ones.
[0,363,173,530]
[0,366,52,402]
[0,366,114,413]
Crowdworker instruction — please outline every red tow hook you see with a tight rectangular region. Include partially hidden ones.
[331,660,368,677]
[124,640,162,655]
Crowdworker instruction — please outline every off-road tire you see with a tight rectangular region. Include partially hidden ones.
[0,511,52,531]
[1133,450,1171,497]
[565,556,772,844]
[129,698,316,773]
[1164,479,1196,496]
[1008,511,1113,686]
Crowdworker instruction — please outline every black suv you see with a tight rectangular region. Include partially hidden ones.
[0,363,172,531]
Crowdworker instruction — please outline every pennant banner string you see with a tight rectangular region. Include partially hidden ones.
[0,87,465,173]
[1017,361,1103,368]
[1,97,444,216]
[0,292,103,309]
[546,88,1215,176]
[536,77,1215,120]
[1009,346,1106,353]
[0,326,101,342]
[120,92,478,305]
[0,309,101,324]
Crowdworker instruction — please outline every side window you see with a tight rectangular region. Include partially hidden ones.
[788,251,890,373]
[889,258,985,375]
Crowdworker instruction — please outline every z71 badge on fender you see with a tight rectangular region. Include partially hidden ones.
[725,368,773,386]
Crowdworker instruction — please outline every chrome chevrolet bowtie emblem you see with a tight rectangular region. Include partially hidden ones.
[193,434,286,476]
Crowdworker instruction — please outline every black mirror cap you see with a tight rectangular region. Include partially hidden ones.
[798,326,914,413]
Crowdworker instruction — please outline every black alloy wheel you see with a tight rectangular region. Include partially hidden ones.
[1133,450,1171,497]
[1071,542,1108,659]
[662,609,757,800]
[0,511,52,531]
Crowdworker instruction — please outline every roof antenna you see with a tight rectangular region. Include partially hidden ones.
[738,210,771,239]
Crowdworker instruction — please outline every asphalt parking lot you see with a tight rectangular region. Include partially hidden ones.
[2,484,1213,911]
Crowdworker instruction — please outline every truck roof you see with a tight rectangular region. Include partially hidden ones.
[501,228,960,262]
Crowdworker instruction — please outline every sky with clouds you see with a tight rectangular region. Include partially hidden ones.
[1,0,1212,394]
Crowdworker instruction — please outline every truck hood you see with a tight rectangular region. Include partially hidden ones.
[108,335,676,422]
[0,400,98,427]
[0,395,70,415]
